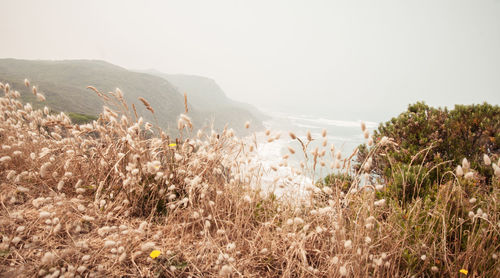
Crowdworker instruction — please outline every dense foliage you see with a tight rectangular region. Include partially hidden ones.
[356,102,500,203]
[67,112,98,124]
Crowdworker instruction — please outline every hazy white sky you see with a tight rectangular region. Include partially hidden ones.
[1,0,499,121]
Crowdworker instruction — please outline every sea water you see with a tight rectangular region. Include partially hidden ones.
[247,110,378,199]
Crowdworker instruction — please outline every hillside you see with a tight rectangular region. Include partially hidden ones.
[143,70,268,130]
[153,72,267,118]
[0,59,263,134]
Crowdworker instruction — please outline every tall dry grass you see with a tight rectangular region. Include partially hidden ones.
[0,80,498,277]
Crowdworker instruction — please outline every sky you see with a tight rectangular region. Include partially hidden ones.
[1,0,499,121]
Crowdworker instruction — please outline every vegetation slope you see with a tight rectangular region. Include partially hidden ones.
[0,59,264,134]
[0,81,498,277]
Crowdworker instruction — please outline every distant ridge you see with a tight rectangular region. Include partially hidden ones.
[0,59,264,134]
[143,70,269,124]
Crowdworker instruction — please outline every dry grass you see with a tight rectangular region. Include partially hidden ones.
[0,80,499,277]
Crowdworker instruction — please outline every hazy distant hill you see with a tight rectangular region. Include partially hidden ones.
[0,59,264,134]
[143,70,269,127]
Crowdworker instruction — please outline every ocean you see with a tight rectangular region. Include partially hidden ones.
[243,111,379,199]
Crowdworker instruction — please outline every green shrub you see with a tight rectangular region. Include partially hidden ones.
[384,162,437,205]
[356,102,499,203]
[68,112,98,124]
[322,172,354,192]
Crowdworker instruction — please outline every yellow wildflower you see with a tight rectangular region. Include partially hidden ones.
[169,143,177,147]
[150,250,161,259]
[459,269,468,275]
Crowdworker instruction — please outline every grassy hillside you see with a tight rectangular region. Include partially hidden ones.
[0,59,263,134]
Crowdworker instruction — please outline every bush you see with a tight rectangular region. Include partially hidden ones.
[67,112,98,124]
[356,102,500,203]
[322,172,354,192]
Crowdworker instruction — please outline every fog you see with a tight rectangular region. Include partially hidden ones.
[1,0,499,122]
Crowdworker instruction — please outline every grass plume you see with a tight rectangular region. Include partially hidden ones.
[0,81,498,277]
